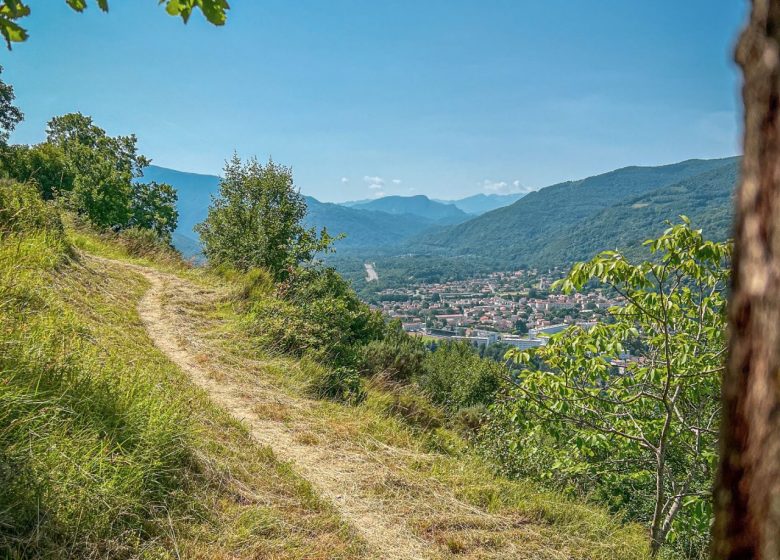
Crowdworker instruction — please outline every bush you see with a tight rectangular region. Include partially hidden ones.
[306,364,366,405]
[360,320,427,381]
[0,143,75,200]
[246,266,385,368]
[451,404,489,437]
[0,180,64,236]
[381,387,444,431]
[418,342,504,413]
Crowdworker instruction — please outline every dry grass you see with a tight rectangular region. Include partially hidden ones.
[63,221,653,559]
[123,257,653,560]
[0,220,365,559]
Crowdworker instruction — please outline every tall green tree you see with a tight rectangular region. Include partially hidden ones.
[196,155,334,280]
[46,113,177,237]
[0,0,229,48]
[504,221,730,556]
[0,65,22,144]
[47,113,144,227]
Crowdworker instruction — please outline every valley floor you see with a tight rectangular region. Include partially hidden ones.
[82,251,649,560]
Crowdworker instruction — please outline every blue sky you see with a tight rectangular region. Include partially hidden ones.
[2,1,746,202]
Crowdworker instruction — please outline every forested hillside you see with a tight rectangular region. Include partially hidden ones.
[533,160,738,264]
[408,156,739,266]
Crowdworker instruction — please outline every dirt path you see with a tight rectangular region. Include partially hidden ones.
[92,256,438,559]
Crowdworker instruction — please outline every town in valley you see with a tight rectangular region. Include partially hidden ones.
[368,265,624,350]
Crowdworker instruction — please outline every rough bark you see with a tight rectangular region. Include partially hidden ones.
[712,1,780,558]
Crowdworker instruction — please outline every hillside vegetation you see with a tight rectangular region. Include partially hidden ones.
[414,157,739,266]
[0,183,363,559]
[0,182,652,558]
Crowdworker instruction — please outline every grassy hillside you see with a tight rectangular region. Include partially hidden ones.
[0,182,654,559]
[417,157,739,265]
[0,183,362,559]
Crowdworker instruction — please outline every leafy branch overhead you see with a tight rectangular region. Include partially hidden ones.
[0,0,229,49]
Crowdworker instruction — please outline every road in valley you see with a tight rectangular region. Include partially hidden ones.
[364,262,379,282]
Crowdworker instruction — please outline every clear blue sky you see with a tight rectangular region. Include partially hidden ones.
[3,1,746,202]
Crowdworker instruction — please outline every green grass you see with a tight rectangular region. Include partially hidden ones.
[206,296,654,559]
[0,182,657,559]
[0,184,363,559]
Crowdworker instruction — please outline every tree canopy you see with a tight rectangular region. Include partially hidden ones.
[196,155,335,280]
[0,0,230,49]
[503,220,730,556]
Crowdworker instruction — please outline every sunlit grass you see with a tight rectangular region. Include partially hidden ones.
[0,187,364,558]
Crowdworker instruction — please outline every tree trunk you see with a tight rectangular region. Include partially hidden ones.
[712,1,780,558]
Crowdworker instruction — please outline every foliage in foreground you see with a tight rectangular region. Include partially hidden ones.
[0,0,230,49]
[493,221,729,557]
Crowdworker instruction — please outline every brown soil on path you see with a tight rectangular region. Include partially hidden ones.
[89,256,443,559]
[86,255,620,560]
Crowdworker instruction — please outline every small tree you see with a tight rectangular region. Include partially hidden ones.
[196,154,334,280]
[505,221,730,556]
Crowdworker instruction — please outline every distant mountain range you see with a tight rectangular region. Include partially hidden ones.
[139,165,219,256]
[349,195,470,224]
[143,156,740,273]
[345,192,525,215]
[139,165,466,256]
[302,196,440,249]
[435,192,527,215]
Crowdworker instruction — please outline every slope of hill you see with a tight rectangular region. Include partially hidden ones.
[303,196,440,249]
[1,185,363,559]
[533,160,739,265]
[441,192,526,215]
[139,165,219,239]
[1,183,651,559]
[350,194,470,224]
[416,157,740,266]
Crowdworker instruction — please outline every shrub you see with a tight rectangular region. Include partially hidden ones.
[360,320,427,382]
[306,364,366,405]
[0,180,64,236]
[418,342,504,413]
[383,387,444,431]
[0,143,75,200]
[451,404,489,437]
[246,266,385,368]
